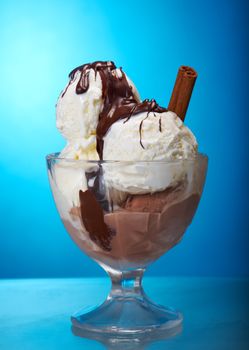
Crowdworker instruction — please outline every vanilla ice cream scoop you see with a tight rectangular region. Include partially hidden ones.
[56,68,102,142]
[56,61,140,160]
[103,110,197,161]
[102,110,197,193]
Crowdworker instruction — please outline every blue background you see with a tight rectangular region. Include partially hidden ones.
[0,0,248,278]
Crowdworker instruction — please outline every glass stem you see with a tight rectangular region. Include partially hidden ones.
[108,268,145,299]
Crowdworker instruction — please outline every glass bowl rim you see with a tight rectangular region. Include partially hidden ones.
[46,152,208,164]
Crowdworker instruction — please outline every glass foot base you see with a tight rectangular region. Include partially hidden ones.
[71,296,183,335]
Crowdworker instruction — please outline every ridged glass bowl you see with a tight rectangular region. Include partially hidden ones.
[46,153,208,335]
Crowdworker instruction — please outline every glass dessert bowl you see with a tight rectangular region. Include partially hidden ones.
[46,153,208,335]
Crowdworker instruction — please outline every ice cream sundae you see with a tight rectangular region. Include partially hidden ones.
[46,61,208,334]
[48,61,206,271]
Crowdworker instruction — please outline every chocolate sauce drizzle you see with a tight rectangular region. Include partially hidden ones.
[79,190,114,251]
[66,61,168,159]
[65,61,168,251]
[159,116,162,132]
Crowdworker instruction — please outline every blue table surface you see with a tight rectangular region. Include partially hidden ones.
[0,277,248,350]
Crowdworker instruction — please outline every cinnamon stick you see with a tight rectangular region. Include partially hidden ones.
[168,66,197,121]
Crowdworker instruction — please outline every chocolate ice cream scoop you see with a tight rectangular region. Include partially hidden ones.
[123,185,182,213]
